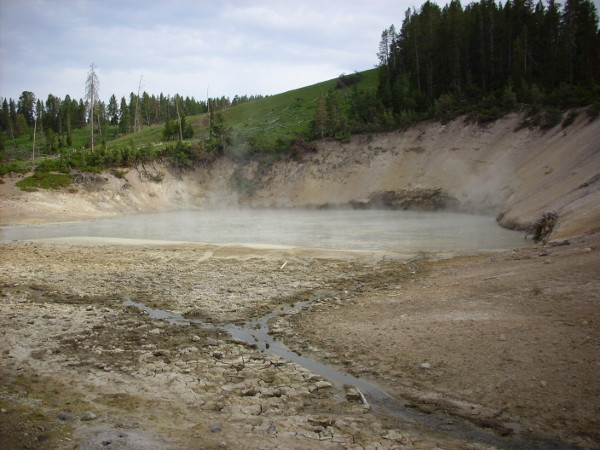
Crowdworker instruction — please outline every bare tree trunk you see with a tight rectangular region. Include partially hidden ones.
[32,116,37,170]
[175,99,183,142]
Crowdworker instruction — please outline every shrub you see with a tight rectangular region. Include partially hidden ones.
[35,158,70,173]
[147,171,164,183]
[0,162,30,176]
[110,168,128,179]
[561,110,578,129]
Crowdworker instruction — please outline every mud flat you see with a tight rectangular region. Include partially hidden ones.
[1,234,599,449]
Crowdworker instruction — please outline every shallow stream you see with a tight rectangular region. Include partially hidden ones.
[124,292,572,449]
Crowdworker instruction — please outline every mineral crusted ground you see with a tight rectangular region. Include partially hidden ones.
[1,234,598,449]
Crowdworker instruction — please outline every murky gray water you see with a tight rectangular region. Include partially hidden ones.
[0,209,526,251]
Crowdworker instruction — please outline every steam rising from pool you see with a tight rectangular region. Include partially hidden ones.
[0,209,525,252]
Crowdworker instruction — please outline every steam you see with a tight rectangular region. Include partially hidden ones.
[0,209,525,253]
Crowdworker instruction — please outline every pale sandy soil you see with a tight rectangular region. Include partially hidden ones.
[280,233,600,448]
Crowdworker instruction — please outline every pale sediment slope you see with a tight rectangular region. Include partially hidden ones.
[1,111,598,239]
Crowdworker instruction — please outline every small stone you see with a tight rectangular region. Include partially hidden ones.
[539,380,547,387]
[191,335,201,342]
[241,387,258,397]
[81,411,97,421]
[210,424,222,433]
[58,412,73,421]
[267,423,276,435]
[345,387,362,401]
[420,362,431,369]
[499,334,507,341]
[314,380,332,390]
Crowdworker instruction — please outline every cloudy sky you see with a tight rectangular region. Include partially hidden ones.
[0,0,417,103]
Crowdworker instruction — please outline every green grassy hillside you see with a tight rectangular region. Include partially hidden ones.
[223,68,378,153]
[1,69,379,185]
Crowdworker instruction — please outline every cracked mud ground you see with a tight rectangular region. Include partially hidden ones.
[1,235,599,449]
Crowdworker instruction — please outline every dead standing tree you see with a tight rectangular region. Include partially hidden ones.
[85,63,100,152]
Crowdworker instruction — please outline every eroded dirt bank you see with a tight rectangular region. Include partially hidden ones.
[1,235,599,449]
[1,112,599,238]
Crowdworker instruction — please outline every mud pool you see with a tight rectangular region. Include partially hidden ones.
[0,209,525,251]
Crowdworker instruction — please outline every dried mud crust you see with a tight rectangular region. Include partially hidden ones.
[279,233,600,449]
[0,241,480,449]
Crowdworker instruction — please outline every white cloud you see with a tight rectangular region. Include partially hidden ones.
[0,0,412,103]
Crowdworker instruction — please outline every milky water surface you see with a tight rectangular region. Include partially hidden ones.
[0,209,526,252]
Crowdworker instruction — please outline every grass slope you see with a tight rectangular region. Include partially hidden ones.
[224,69,378,152]
[2,69,379,174]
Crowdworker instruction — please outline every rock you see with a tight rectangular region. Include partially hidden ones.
[267,423,277,434]
[345,387,362,402]
[191,335,201,341]
[81,411,97,421]
[310,380,332,392]
[308,417,334,428]
[383,430,406,442]
[420,362,431,369]
[240,404,262,416]
[58,412,73,421]
[241,387,258,397]
[210,424,222,432]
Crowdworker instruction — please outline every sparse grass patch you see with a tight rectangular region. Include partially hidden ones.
[16,171,72,190]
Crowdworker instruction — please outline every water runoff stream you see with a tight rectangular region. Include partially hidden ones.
[2,209,573,447]
[124,283,573,449]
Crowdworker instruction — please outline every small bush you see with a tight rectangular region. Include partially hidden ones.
[110,168,128,179]
[587,103,600,122]
[540,109,562,130]
[36,158,70,173]
[0,162,30,176]
[147,171,164,183]
[16,172,72,190]
[81,166,103,173]
[561,110,578,129]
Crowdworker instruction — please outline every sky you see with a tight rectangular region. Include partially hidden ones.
[2,0,599,105]
[0,0,416,104]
